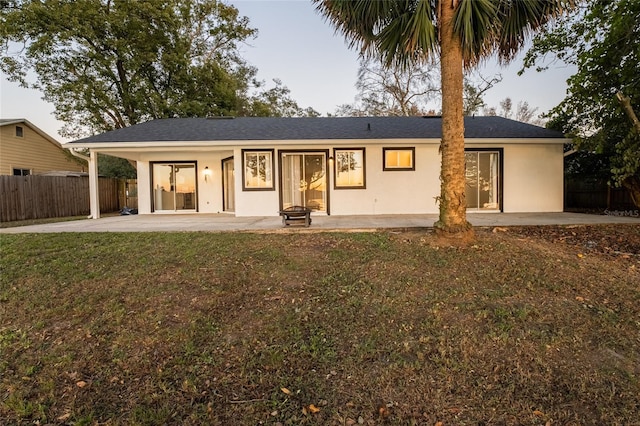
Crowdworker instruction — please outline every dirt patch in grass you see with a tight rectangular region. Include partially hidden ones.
[1,225,639,425]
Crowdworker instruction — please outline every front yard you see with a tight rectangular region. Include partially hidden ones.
[1,225,639,425]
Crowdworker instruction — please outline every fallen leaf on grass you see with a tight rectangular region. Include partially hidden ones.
[76,380,88,388]
[378,405,390,418]
[57,413,71,421]
[577,253,584,258]
[281,387,291,395]
[302,404,321,415]
[533,410,545,417]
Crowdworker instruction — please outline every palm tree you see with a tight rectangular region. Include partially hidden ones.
[314,0,574,236]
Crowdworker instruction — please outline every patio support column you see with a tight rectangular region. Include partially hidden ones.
[89,150,101,219]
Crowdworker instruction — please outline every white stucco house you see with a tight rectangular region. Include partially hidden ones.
[66,116,566,219]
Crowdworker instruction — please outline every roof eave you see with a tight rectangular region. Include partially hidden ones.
[465,137,568,144]
[65,138,445,149]
[66,136,567,150]
[2,118,64,148]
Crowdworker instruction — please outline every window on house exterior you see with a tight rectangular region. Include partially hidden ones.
[242,149,274,190]
[15,126,24,137]
[383,147,415,171]
[13,168,30,176]
[334,148,365,188]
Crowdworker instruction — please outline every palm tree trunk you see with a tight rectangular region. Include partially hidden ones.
[434,0,472,235]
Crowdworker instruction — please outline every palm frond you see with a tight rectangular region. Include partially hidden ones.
[313,0,438,68]
[493,0,576,63]
[314,0,575,68]
[454,0,498,66]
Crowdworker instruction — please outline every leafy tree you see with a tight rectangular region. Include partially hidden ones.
[522,0,640,206]
[463,72,503,116]
[334,58,501,117]
[335,58,440,116]
[244,79,320,117]
[314,0,574,235]
[483,97,542,125]
[98,155,136,179]
[0,0,315,139]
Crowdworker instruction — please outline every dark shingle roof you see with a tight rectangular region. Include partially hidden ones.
[70,116,565,144]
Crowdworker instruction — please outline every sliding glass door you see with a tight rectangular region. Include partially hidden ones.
[465,150,500,211]
[280,152,327,212]
[152,163,197,212]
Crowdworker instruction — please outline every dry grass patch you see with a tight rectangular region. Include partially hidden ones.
[1,225,639,425]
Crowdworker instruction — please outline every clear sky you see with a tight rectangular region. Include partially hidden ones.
[0,0,574,142]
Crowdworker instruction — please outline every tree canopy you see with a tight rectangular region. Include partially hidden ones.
[523,0,640,205]
[1,0,316,139]
[334,58,440,117]
[333,58,501,118]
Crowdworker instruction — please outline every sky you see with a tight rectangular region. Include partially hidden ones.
[0,0,575,143]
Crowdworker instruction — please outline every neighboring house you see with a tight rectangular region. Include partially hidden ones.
[0,118,85,175]
[67,116,566,218]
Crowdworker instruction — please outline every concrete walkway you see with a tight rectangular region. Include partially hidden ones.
[1,212,638,233]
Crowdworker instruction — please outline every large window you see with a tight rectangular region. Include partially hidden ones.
[334,148,365,189]
[465,149,501,211]
[242,150,274,190]
[383,147,415,171]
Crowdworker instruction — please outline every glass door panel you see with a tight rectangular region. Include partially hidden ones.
[281,153,326,212]
[465,151,499,211]
[174,164,196,210]
[153,164,176,211]
[223,158,235,212]
[152,163,196,212]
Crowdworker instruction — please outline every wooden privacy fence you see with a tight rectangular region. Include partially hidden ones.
[565,177,636,210]
[0,175,124,222]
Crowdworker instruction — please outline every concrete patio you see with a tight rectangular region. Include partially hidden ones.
[1,212,638,233]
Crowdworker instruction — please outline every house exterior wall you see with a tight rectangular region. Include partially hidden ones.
[136,161,152,214]
[502,144,564,212]
[134,151,233,214]
[122,139,565,216]
[329,144,441,215]
[0,123,85,175]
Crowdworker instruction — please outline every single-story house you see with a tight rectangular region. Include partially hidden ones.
[66,116,566,219]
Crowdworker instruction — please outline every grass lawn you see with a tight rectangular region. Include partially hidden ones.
[1,225,639,425]
[0,216,88,229]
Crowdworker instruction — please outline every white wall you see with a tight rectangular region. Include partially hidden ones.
[135,151,232,214]
[502,144,564,212]
[330,144,441,215]
[233,148,280,216]
[129,140,565,216]
[136,161,151,214]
